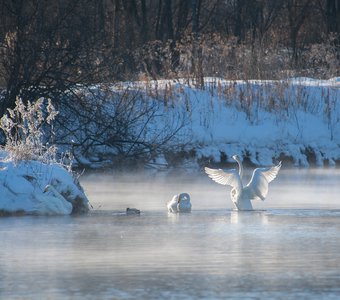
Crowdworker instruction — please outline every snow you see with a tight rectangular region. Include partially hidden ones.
[0,77,339,214]
[63,77,340,169]
[0,151,89,215]
[172,77,340,167]
[49,77,340,169]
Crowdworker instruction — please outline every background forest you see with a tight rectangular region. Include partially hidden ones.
[0,0,339,112]
[0,0,339,168]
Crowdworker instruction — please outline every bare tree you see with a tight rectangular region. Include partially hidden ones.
[0,0,112,115]
[51,86,187,169]
[286,0,312,63]
[0,0,338,103]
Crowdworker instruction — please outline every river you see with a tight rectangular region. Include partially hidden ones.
[1,168,340,299]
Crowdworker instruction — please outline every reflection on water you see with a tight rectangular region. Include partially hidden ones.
[230,210,269,224]
[1,169,340,299]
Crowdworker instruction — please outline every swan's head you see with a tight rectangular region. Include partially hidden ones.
[232,155,240,162]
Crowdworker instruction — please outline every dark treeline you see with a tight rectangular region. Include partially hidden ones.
[0,0,339,114]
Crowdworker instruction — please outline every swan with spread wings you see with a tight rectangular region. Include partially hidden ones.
[205,155,281,210]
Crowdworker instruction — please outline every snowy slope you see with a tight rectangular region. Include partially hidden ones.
[0,151,89,215]
[26,77,340,169]
[167,77,340,167]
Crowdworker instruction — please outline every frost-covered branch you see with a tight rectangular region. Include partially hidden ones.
[0,97,59,163]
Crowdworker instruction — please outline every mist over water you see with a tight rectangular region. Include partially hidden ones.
[1,168,340,299]
[82,168,340,211]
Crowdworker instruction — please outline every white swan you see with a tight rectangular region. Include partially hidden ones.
[34,185,73,215]
[167,193,192,213]
[205,155,281,210]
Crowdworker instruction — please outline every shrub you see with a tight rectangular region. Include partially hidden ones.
[0,97,59,163]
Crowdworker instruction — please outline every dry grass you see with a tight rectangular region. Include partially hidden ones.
[0,97,59,164]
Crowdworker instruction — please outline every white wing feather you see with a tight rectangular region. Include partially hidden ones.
[245,161,282,200]
[204,167,242,190]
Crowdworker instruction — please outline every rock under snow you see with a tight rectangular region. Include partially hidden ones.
[0,151,90,215]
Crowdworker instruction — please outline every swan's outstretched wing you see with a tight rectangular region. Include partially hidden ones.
[204,167,242,190]
[246,161,282,200]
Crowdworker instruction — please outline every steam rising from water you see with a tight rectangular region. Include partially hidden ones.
[80,168,340,212]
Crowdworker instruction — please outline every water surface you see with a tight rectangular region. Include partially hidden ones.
[1,168,340,299]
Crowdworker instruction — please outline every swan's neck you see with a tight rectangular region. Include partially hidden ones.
[236,158,243,179]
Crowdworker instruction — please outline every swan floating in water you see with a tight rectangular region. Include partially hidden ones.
[34,185,73,215]
[205,155,281,210]
[167,193,192,213]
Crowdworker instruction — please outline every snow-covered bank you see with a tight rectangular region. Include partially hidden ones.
[38,77,340,169]
[0,151,89,215]
[184,77,340,167]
